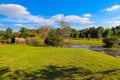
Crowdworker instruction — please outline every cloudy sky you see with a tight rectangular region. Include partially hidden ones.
[0,0,120,31]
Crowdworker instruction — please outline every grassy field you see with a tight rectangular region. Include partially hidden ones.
[0,45,120,80]
[64,38,103,46]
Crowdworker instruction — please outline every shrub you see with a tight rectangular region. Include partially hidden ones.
[26,37,44,46]
[44,29,63,47]
[103,36,119,48]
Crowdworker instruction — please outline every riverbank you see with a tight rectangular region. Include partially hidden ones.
[65,44,120,58]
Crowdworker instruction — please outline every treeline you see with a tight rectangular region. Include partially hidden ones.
[0,21,72,40]
[0,21,120,46]
[72,26,120,39]
[0,22,120,40]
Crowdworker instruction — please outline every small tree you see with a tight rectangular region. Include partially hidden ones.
[103,36,119,48]
[19,27,29,38]
[4,27,13,39]
[0,31,5,37]
[44,29,63,47]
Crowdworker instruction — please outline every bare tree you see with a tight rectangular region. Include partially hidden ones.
[58,20,71,37]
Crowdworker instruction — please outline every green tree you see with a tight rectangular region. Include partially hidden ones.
[102,28,113,38]
[103,36,119,48]
[79,30,86,38]
[19,27,29,38]
[89,27,97,38]
[96,26,104,39]
[4,27,13,39]
[0,30,5,37]
[70,29,80,38]
[44,29,63,47]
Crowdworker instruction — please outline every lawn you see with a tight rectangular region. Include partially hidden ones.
[0,45,120,80]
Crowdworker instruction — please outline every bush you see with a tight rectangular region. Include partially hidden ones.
[103,36,119,48]
[44,29,63,47]
[26,37,43,46]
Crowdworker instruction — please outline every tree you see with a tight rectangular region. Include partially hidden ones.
[27,29,37,36]
[4,27,13,39]
[102,28,113,38]
[96,26,104,39]
[0,30,5,37]
[26,37,42,46]
[58,20,72,37]
[70,29,80,38]
[19,27,29,38]
[79,30,86,38]
[37,26,49,39]
[44,29,63,47]
[103,36,119,48]
[89,27,97,38]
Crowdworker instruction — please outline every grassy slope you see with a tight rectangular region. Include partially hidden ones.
[0,45,120,80]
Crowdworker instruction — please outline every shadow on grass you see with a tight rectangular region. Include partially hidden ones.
[98,69,120,74]
[85,69,120,80]
[0,66,120,80]
[37,65,91,80]
[0,67,10,75]
[0,67,10,77]
[8,66,92,80]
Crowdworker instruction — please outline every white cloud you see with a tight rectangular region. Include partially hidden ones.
[105,20,120,27]
[13,24,25,27]
[70,25,97,30]
[83,13,92,17]
[52,14,93,24]
[0,4,93,25]
[26,15,55,25]
[84,25,97,28]
[71,26,81,30]
[0,4,29,18]
[64,15,93,24]
[0,24,4,26]
[105,5,120,12]
[52,14,64,20]
[1,18,29,23]
[26,26,36,29]
[0,4,55,25]
[13,23,36,29]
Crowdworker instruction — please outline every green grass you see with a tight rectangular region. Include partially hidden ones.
[65,38,103,46]
[0,45,120,80]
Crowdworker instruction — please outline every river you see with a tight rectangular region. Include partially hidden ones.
[65,44,120,58]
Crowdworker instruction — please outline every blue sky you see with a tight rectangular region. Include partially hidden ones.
[0,0,120,31]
